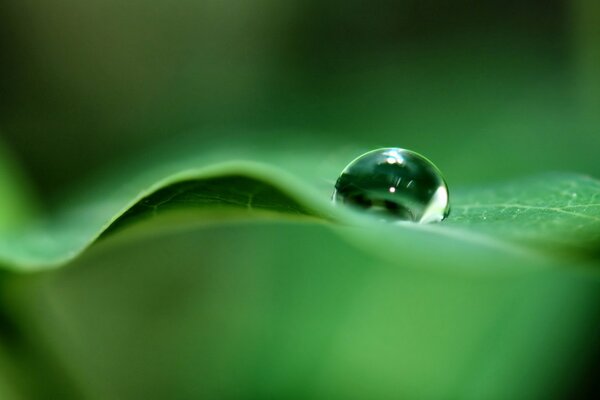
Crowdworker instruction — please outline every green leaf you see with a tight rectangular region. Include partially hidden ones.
[0,145,599,270]
[450,173,600,256]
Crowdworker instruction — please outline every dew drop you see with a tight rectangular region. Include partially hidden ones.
[332,148,450,223]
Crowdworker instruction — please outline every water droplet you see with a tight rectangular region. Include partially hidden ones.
[332,148,450,223]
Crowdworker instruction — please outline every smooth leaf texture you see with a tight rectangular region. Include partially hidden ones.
[0,144,599,270]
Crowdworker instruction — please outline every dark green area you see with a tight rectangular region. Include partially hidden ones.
[1,0,598,195]
[104,175,318,236]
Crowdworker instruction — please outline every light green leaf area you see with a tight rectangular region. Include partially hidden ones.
[0,144,599,271]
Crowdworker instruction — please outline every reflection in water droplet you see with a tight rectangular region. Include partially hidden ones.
[332,148,450,223]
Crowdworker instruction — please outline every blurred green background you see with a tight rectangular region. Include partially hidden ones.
[1,0,599,196]
[1,1,600,399]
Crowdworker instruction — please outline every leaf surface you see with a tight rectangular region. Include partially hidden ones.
[0,145,599,271]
